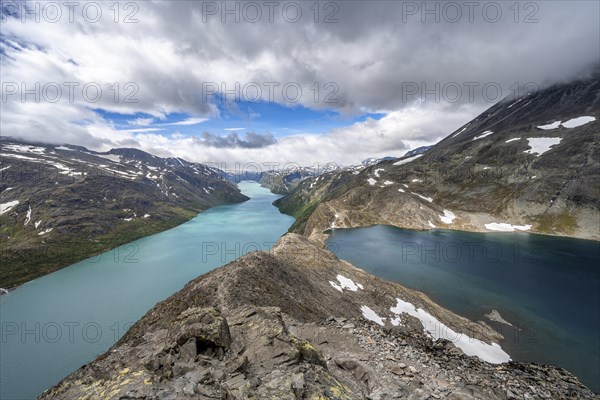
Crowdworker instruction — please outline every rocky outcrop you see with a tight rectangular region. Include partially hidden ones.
[39,234,598,399]
[0,138,248,288]
[275,75,600,242]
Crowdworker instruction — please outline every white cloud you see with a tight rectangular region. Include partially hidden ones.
[128,117,155,126]
[167,117,209,126]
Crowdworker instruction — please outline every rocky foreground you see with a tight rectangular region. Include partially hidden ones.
[40,234,597,400]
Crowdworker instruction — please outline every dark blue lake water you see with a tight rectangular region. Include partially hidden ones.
[326,225,600,392]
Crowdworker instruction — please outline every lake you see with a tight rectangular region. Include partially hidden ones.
[0,181,294,400]
[326,225,600,392]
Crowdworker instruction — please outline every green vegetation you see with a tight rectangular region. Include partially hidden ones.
[533,211,578,235]
[274,196,319,234]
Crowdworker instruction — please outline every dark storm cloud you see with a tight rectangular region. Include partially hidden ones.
[194,132,277,149]
[140,0,600,112]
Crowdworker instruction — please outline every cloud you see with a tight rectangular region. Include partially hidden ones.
[0,1,598,166]
[193,132,278,149]
[167,117,209,126]
[224,128,246,131]
[128,117,155,126]
[118,127,164,134]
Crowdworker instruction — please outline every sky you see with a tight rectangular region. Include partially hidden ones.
[1,0,599,169]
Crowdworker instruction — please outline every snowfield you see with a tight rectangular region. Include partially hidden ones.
[561,116,595,128]
[0,200,19,215]
[537,116,595,130]
[485,223,531,232]
[472,130,493,140]
[523,137,562,156]
[393,154,422,166]
[360,305,385,326]
[329,275,364,292]
[439,209,456,224]
[537,121,561,130]
[411,192,433,203]
[390,298,511,364]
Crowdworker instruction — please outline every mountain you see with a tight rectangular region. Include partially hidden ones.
[258,164,340,194]
[274,75,600,243]
[39,234,598,400]
[403,146,432,158]
[361,156,397,166]
[0,138,248,288]
[257,158,399,195]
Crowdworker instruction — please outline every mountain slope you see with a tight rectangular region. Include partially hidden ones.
[0,138,248,288]
[39,234,598,400]
[275,75,600,243]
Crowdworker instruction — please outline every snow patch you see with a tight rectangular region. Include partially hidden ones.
[34,220,42,229]
[484,223,531,232]
[523,137,562,156]
[94,153,121,163]
[24,205,32,225]
[411,192,433,203]
[0,200,19,215]
[398,188,405,193]
[373,168,385,178]
[393,154,422,166]
[390,298,511,364]
[561,116,595,128]
[329,274,364,292]
[505,138,521,143]
[537,121,561,130]
[383,180,394,186]
[38,228,53,235]
[507,98,522,109]
[439,210,456,224]
[451,125,468,138]
[360,305,385,326]
[367,178,377,186]
[428,220,436,228]
[2,144,46,154]
[472,131,494,141]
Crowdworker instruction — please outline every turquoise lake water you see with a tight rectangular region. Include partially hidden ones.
[326,225,600,392]
[0,182,295,400]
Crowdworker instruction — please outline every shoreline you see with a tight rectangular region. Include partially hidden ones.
[1,188,254,292]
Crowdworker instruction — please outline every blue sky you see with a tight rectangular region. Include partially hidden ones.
[96,101,385,139]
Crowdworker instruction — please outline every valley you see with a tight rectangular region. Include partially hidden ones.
[0,140,248,289]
